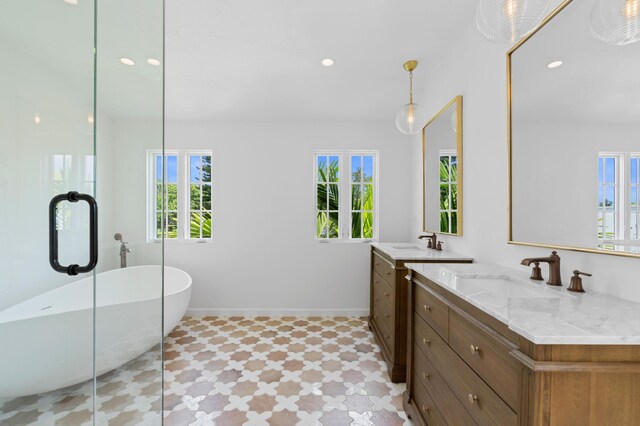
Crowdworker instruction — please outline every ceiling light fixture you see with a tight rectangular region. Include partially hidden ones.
[322,58,334,67]
[395,60,422,136]
[119,57,135,66]
[590,0,640,45]
[476,0,552,43]
[147,58,161,66]
[63,0,79,4]
[547,60,563,68]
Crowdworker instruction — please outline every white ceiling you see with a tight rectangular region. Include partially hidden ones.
[0,0,476,122]
[165,0,476,122]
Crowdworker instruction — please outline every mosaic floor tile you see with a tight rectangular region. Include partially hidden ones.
[162,316,410,425]
[1,316,411,425]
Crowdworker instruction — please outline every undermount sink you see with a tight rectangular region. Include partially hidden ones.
[391,245,423,250]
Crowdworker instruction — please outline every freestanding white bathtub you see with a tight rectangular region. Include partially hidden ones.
[0,265,191,398]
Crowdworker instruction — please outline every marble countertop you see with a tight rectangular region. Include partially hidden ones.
[405,263,640,345]
[371,242,473,262]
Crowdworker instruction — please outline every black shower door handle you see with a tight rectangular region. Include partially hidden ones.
[49,191,98,275]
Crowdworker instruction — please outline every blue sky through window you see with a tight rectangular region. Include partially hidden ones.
[156,155,178,182]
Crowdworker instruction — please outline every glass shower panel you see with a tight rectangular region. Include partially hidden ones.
[94,0,165,423]
[0,0,97,424]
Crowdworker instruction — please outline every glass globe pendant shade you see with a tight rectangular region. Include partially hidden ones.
[590,0,640,46]
[476,0,552,43]
[395,102,422,135]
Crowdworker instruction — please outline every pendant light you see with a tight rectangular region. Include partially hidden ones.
[395,60,422,135]
[476,0,552,43]
[591,0,640,45]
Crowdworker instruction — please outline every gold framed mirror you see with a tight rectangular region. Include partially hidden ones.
[508,0,640,258]
[422,96,463,236]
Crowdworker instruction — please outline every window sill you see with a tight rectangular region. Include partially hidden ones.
[315,239,378,244]
[148,239,212,244]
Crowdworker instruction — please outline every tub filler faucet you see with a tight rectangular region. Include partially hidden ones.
[114,233,131,268]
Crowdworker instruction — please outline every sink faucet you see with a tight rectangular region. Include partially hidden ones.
[114,233,131,268]
[521,251,562,286]
[418,233,437,249]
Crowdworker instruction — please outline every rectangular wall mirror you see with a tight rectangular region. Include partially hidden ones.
[508,0,640,257]
[423,96,463,235]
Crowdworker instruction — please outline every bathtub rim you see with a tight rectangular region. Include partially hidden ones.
[0,265,192,325]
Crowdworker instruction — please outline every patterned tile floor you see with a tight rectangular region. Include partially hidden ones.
[1,316,410,425]
[164,316,409,425]
[0,348,162,425]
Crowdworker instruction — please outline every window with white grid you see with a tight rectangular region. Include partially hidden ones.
[148,151,212,242]
[314,151,378,241]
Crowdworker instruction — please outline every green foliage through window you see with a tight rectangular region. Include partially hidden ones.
[439,153,458,234]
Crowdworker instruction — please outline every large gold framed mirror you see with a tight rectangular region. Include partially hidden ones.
[423,96,463,235]
[508,0,640,258]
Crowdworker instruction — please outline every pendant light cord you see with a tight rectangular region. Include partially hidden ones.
[409,70,414,105]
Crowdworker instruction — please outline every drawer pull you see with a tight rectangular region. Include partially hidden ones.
[423,304,431,311]
[384,292,389,296]
[386,271,391,276]
[384,314,390,318]
[422,371,430,380]
[422,405,430,413]
[385,335,390,339]
[422,338,430,345]
[375,298,379,302]
[375,262,380,266]
[467,394,479,405]
[469,345,480,355]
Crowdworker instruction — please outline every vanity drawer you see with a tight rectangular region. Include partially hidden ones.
[449,309,520,411]
[372,252,395,287]
[413,341,476,426]
[373,294,394,353]
[412,375,447,426]
[414,283,449,341]
[414,314,517,426]
[373,271,394,310]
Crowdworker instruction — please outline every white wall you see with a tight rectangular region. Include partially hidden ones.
[113,121,412,315]
[409,15,640,303]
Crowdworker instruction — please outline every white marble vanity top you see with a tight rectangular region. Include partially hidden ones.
[405,263,640,345]
[371,242,473,262]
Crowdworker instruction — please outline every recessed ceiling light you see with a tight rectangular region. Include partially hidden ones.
[547,60,563,69]
[147,58,161,66]
[63,0,78,4]
[322,58,334,67]
[120,57,135,66]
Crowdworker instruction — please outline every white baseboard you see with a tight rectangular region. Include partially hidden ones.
[185,308,370,317]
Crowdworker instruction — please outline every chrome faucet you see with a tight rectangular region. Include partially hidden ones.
[521,251,562,286]
[114,233,131,268]
[418,233,437,249]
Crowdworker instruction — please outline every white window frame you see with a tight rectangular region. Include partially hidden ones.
[598,152,640,245]
[439,149,458,235]
[313,150,379,243]
[348,152,379,241]
[147,150,213,243]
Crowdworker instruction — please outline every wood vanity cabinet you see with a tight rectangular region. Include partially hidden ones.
[369,246,472,383]
[403,270,640,426]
